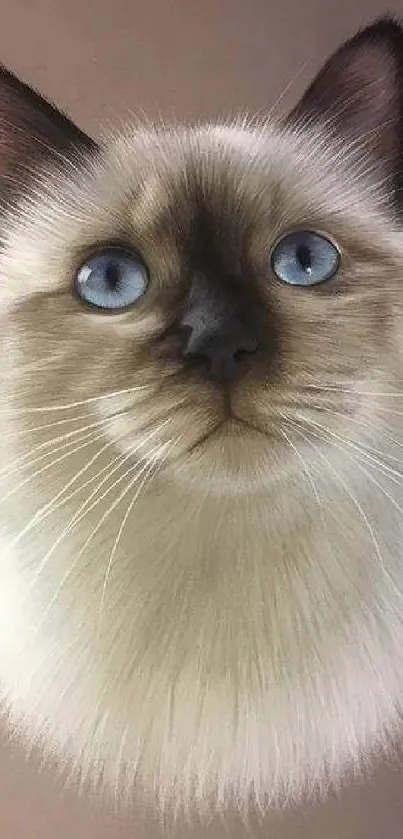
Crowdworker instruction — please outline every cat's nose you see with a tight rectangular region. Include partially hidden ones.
[181,325,259,382]
[179,275,259,383]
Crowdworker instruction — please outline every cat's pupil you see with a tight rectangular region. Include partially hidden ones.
[105,261,121,291]
[296,244,312,273]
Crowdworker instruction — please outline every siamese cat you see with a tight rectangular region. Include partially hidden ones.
[0,14,402,826]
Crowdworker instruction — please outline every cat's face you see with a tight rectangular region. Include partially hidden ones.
[3,123,400,494]
[1,17,403,825]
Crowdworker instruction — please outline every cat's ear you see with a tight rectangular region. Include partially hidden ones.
[0,65,97,191]
[288,17,403,190]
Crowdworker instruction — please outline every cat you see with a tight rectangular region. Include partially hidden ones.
[0,13,402,827]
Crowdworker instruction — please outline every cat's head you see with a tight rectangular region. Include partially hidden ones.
[1,16,403,823]
[2,17,403,494]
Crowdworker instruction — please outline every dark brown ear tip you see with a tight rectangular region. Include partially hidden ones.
[286,14,403,205]
[0,61,98,193]
[354,15,403,38]
[345,16,403,54]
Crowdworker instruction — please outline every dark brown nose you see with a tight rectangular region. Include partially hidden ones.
[179,274,259,382]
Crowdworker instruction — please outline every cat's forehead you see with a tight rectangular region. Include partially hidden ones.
[102,123,392,241]
[0,121,398,307]
[101,124,281,232]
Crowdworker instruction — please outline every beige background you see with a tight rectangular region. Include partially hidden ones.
[1,0,403,836]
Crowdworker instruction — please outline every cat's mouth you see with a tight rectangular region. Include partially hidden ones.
[186,414,271,454]
[164,414,297,495]
[102,379,315,496]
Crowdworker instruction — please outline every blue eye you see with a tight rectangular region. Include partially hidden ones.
[270,230,340,287]
[75,248,148,310]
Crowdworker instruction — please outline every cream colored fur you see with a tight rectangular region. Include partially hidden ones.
[0,120,403,823]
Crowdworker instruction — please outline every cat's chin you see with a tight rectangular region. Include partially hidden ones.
[166,419,296,496]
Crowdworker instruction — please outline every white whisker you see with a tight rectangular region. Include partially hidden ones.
[21,438,116,529]
[8,412,104,436]
[33,446,134,527]
[26,419,172,593]
[288,417,403,605]
[279,420,323,508]
[373,407,403,416]
[31,438,172,638]
[280,418,342,588]
[26,452,140,629]
[267,56,313,119]
[297,411,403,486]
[0,384,148,416]
[309,404,403,462]
[97,436,178,634]
[72,439,170,573]
[300,385,403,397]
[298,414,403,520]
[0,429,102,506]
[69,421,172,531]
[0,417,109,482]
